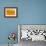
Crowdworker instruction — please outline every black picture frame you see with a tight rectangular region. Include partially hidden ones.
[4,7,18,18]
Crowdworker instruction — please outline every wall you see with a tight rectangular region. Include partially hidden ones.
[0,0,46,45]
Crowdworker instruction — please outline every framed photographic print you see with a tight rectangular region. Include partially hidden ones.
[4,7,18,18]
[18,24,46,41]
